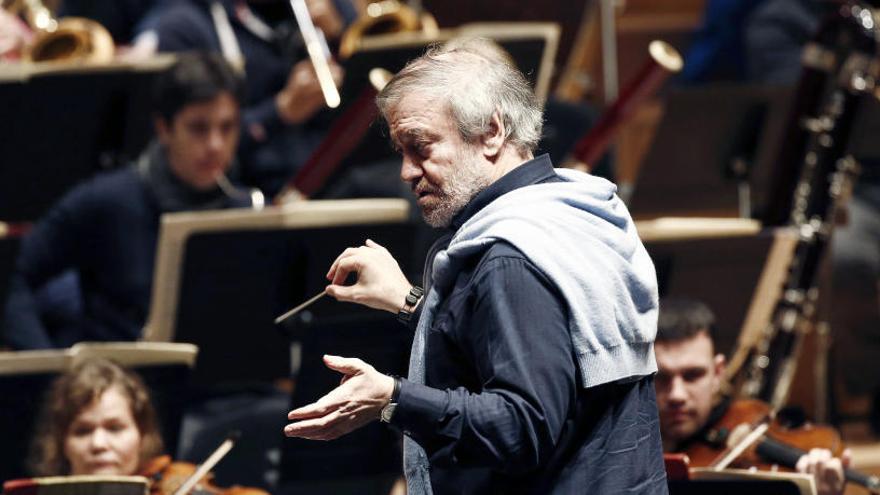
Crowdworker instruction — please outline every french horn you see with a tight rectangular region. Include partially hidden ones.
[339,0,437,58]
[4,0,114,63]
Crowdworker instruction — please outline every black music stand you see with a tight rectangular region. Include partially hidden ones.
[0,235,21,334]
[0,58,170,222]
[143,199,417,386]
[142,199,415,490]
[629,83,794,220]
[638,219,777,358]
[673,466,815,495]
[276,305,410,495]
[669,480,802,495]
[0,370,53,484]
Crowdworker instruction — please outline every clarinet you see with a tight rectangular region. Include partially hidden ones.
[738,0,878,410]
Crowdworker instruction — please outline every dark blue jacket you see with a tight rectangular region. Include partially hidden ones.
[2,149,252,349]
[390,156,668,494]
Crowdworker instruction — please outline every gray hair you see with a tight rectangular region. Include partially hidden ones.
[377,37,543,155]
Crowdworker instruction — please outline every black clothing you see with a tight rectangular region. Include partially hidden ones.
[1,143,252,349]
[391,156,668,494]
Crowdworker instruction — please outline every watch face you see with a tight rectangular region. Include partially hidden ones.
[381,403,397,423]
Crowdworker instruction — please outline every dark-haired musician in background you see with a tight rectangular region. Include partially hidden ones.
[655,298,849,495]
[133,0,350,198]
[1,51,259,350]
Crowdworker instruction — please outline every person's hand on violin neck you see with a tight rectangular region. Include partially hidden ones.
[796,447,851,495]
[284,355,395,440]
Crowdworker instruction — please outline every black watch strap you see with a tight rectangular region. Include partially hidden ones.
[397,285,425,324]
[391,375,401,402]
[381,376,402,423]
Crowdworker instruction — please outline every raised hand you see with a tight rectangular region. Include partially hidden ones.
[325,239,412,313]
[275,59,344,125]
[284,355,394,440]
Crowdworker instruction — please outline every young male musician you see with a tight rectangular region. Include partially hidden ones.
[134,0,348,198]
[655,298,850,495]
[2,52,259,350]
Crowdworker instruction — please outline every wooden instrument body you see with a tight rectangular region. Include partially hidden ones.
[684,399,844,471]
[140,456,269,495]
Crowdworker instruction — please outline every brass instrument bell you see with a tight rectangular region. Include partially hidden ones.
[339,0,437,58]
[5,0,114,63]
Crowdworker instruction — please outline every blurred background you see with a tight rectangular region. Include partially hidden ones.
[1,1,880,493]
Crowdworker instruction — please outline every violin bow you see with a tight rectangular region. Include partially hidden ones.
[710,422,770,471]
[172,431,240,495]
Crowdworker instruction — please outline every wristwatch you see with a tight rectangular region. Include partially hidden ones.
[380,376,401,423]
[397,285,425,324]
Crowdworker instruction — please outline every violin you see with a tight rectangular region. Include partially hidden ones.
[140,455,268,495]
[683,398,880,492]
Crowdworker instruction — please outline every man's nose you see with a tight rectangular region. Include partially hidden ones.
[400,156,422,183]
[207,128,225,151]
[667,376,688,403]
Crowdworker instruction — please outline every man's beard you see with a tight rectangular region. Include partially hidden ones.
[416,151,492,228]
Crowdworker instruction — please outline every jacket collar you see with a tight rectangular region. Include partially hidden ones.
[449,154,556,231]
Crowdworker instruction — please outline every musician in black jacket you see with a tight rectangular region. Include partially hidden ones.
[1,52,257,349]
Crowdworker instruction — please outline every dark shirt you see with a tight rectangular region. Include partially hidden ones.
[744,0,821,85]
[391,155,667,494]
[680,0,767,84]
[1,148,252,349]
[672,396,733,453]
[59,0,160,43]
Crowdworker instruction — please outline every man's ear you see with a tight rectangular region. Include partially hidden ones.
[714,353,726,378]
[481,111,506,159]
[154,116,170,144]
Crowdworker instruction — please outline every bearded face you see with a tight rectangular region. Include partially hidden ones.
[411,145,492,227]
[654,332,725,449]
[389,95,493,228]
